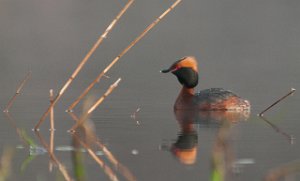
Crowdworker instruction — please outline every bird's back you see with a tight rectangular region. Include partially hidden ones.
[195,88,250,111]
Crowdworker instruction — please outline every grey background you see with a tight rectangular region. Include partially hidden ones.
[0,0,299,180]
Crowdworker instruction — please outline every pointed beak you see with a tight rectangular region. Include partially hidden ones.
[161,65,178,73]
[160,68,171,73]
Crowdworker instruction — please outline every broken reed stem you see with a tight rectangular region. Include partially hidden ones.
[35,131,73,181]
[72,133,119,181]
[67,0,182,112]
[69,78,122,131]
[259,88,296,116]
[67,112,136,181]
[49,89,55,131]
[3,71,31,112]
[33,0,134,130]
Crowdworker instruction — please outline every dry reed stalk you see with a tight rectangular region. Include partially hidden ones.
[72,133,119,181]
[48,89,55,172]
[69,78,121,131]
[49,89,55,131]
[259,88,296,116]
[68,112,136,181]
[67,0,182,112]
[35,131,74,181]
[33,0,134,130]
[3,71,31,112]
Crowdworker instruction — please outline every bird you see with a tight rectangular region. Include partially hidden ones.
[161,56,250,111]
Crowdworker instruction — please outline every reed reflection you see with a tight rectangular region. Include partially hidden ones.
[34,131,74,181]
[68,112,137,181]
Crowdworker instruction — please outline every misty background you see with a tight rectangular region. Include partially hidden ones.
[0,0,300,180]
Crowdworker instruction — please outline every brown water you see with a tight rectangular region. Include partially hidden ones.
[1,0,300,180]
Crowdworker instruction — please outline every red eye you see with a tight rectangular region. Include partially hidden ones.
[172,65,180,72]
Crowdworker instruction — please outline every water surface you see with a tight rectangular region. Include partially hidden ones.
[1,0,300,180]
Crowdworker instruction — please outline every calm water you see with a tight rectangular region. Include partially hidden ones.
[1,0,300,180]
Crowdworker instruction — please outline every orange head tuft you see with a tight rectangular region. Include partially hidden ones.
[161,56,198,73]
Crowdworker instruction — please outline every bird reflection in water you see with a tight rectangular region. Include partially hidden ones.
[171,110,198,165]
[170,109,249,166]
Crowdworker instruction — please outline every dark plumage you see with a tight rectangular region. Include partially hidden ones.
[195,88,238,102]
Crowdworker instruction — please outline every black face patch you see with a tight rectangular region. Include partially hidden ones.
[172,67,198,88]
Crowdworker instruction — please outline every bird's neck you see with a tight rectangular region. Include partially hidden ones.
[174,86,195,110]
[179,86,195,96]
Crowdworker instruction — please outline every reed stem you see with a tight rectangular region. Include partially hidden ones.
[49,89,55,131]
[67,0,182,112]
[49,89,55,172]
[33,0,133,130]
[259,88,296,116]
[3,71,31,112]
[69,78,121,131]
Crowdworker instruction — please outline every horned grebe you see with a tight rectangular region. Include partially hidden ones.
[161,56,250,111]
